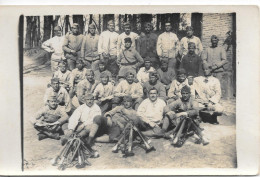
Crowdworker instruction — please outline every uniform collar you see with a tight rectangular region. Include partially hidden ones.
[125,46,133,51]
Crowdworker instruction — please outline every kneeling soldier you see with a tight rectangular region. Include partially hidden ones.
[31,95,69,141]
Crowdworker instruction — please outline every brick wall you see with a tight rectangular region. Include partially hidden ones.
[201,13,235,98]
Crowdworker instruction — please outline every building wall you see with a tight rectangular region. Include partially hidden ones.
[201,13,235,99]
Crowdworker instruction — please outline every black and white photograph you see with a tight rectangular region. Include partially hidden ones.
[22,11,237,171]
[0,5,259,176]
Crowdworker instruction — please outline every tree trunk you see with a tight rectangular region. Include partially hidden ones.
[37,16,41,46]
[172,13,180,34]
[73,15,84,34]
[64,15,70,34]
[132,14,137,33]
[43,15,53,42]
[25,16,32,49]
[191,13,202,38]
[52,15,60,37]
[31,16,37,48]
[156,14,161,33]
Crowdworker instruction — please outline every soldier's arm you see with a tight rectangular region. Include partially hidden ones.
[63,89,72,112]
[132,83,143,99]
[57,108,69,125]
[156,35,162,57]
[80,36,86,58]
[105,106,121,118]
[67,106,82,131]
[197,37,203,56]
[215,47,228,69]
[209,79,221,104]
[30,107,46,125]
[135,50,144,66]
[116,35,122,58]
[62,33,72,53]
[42,38,53,52]
[158,84,167,100]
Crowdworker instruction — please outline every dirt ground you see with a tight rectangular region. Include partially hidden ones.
[23,57,237,171]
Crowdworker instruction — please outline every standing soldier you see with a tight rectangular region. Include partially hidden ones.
[117,37,144,81]
[98,20,119,79]
[157,22,180,69]
[180,26,203,58]
[42,26,65,72]
[117,22,139,58]
[63,23,84,71]
[81,24,100,71]
[137,22,159,69]
[202,35,228,96]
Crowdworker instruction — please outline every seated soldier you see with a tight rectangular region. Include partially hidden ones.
[104,95,144,134]
[61,94,102,145]
[31,95,69,141]
[69,59,87,98]
[113,71,143,110]
[136,59,155,86]
[94,60,114,84]
[157,57,176,94]
[117,37,144,81]
[93,72,114,114]
[52,61,71,89]
[76,69,99,105]
[193,64,224,125]
[137,87,166,137]
[43,78,71,114]
[162,85,209,145]
[143,71,167,102]
[167,68,188,104]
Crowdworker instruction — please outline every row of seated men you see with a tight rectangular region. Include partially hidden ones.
[42,20,228,95]
[31,56,223,147]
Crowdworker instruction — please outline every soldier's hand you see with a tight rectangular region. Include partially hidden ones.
[70,49,76,54]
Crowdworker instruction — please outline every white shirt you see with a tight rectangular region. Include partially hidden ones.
[168,79,188,98]
[68,103,101,130]
[114,80,143,99]
[117,32,139,57]
[98,30,119,56]
[93,82,114,99]
[137,98,166,124]
[53,70,71,84]
[136,67,155,86]
[42,36,65,60]
[157,32,179,58]
[180,36,203,57]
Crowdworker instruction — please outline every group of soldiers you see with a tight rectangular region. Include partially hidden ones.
[31,19,228,148]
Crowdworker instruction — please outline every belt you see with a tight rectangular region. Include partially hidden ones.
[120,61,138,66]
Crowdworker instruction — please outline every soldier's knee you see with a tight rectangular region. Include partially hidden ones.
[214,104,223,116]
[93,115,104,126]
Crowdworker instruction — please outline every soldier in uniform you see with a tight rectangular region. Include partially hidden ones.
[42,26,65,72]
[143,71,167,102]
[63,23,84,71]
[93,60,113,83]
[157,22,180,69]
[136,59,155,86]
[98,20,119,79]
[52,61,71,89]
[117,37,144,81]
[43,78,71,114]
[31,95,69,141]
[113,71,143,110]
[81,23,100,71]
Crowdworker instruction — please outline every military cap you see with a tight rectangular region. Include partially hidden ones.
[98,60,106,65]
[160,57,169,64]
[149,71,158,78]
[186,26,193,31]
[211,35,219,40]
[54,26,62,31]
[181,85,191,93]
[58,60,67,66]
[100,72,109,78]
[125,71,135,78]
[148,87,158,94]
[165,21,171,26]
[188,42,196,48]
[144,58,151,63]
[86,69,94,76]
[144,22,152,28]
[88,23,96,29]
[187,75,194,79]
[177,68,186,75]
[123,22,131,27]
[123,95,133,102]
[72,23,79,28]
[124,37,132,43]
[47,95,57,101]
[107,20,114,25]
[85,94,94,100]
[51,78,59,83]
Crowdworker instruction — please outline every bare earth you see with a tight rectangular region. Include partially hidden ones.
[23,60,237,171]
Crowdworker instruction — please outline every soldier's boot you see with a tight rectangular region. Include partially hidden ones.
[201,137,209,146]
[37,133,47,141]
[42,131,60,140]
[211,115,219,125]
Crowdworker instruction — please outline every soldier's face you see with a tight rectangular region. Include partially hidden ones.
[107,24,115,32]
[145,25,151,33]
[126,75,134,84]
[55,30,62,37]
[186,29,193,37]
[203,68,211,77]
[89,27,95,35]
[86,98,94,107]
[188,45,195,54]
[86,73,94,82]
[72,26,79,34]
[48,100,58,109]
[123,101,132,109]
[188,77,194,85]
[98,64,105,71]
[101,77,109,85]
[124,26,131,35]
[149,75,157,84]
[177,74,186,83]
[181,91,191,102]
[51,82,60,92]
[59,65,67,72]
[125,41,132,49]
[161,62,168,70]
[76,62,84,70]
[144,62,151,70]
[148,90,158,102]
[211,38,219,46]
[165,24,172,32]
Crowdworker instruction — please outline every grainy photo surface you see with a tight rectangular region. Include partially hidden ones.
[22,12,237,171]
